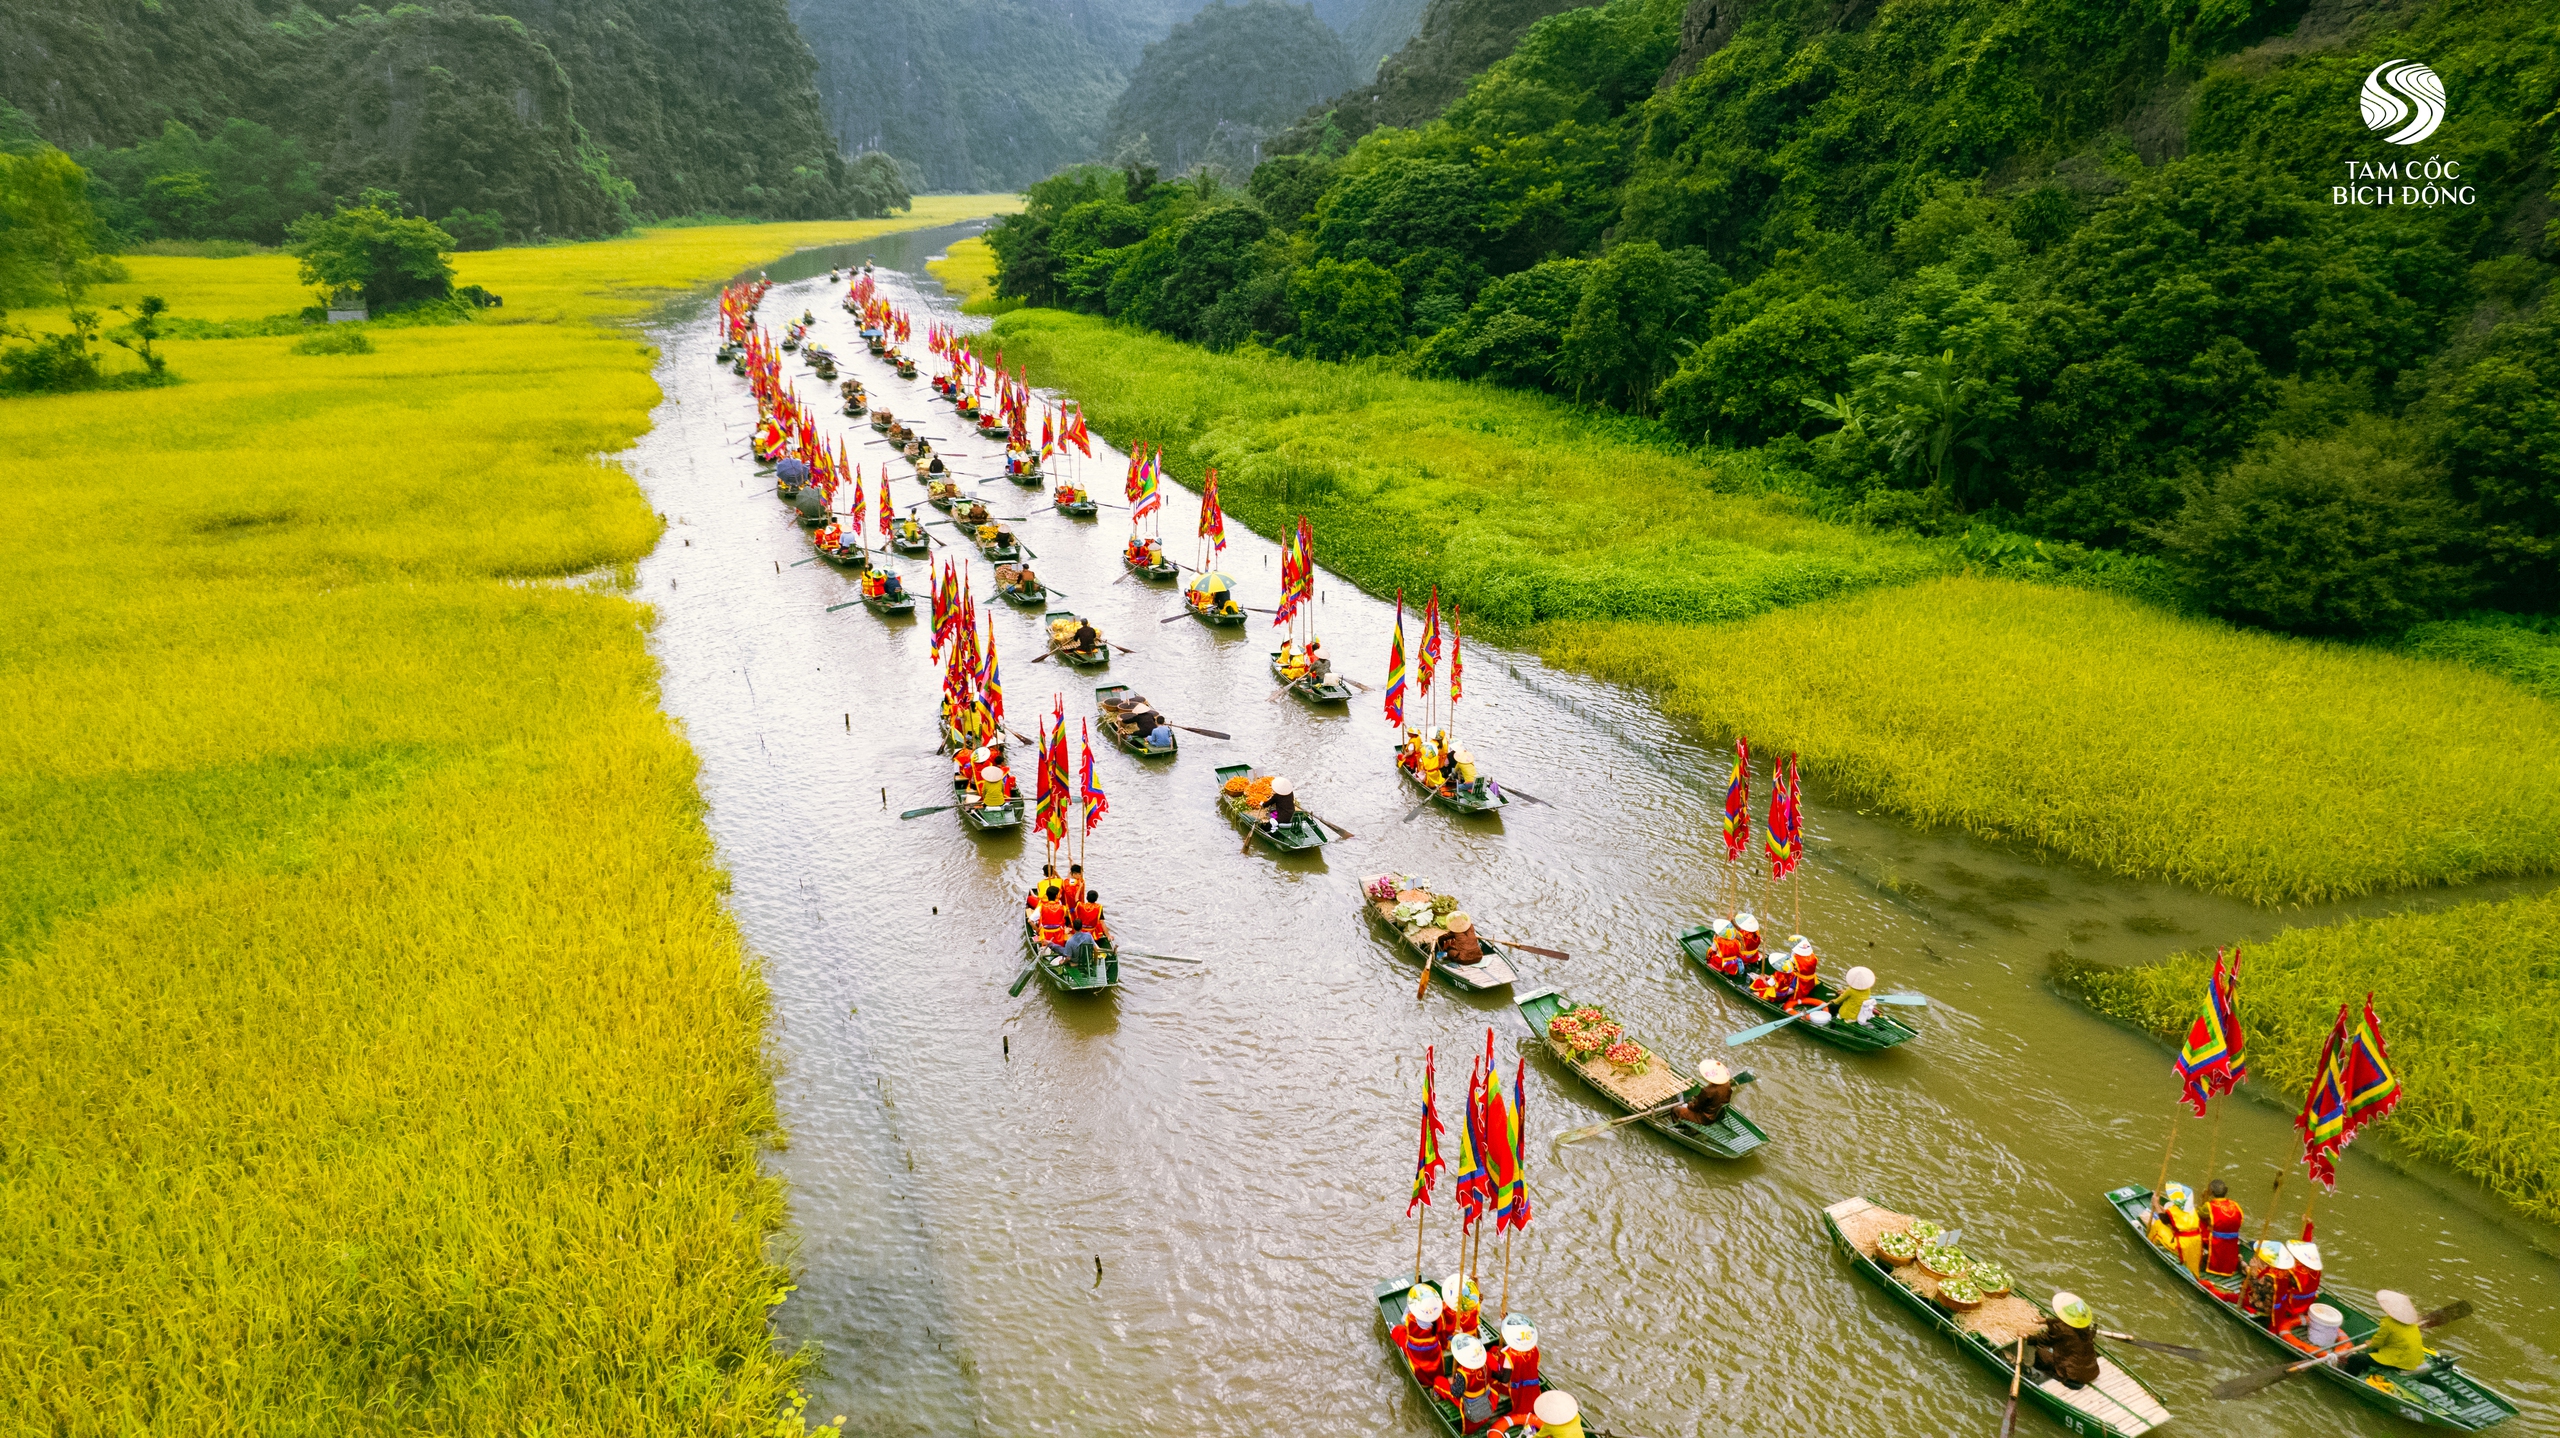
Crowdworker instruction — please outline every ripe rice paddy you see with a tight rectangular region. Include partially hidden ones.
[927,235,1011,315]
[0,198,1009,1435]
[2062,888,2560,1224]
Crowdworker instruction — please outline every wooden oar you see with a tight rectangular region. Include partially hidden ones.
[1306,809,1355,840]
[789,555,822,567]
[1108,641,1137,654]
[1552,1071,1760,1145]
[1999,1339,2025,1438]
[2097,1331,2209,1363]
[1267,676,1312,704]
[1486,937,1569,961]
[1119,950,1204,965]
[1027,644,1071,665]
[1007,959,1039,997]
[1159,610,1196,624]
[1496,782,1552,807]
[1876,993,1930,1007]
[1726,1011,1809,1046]
[899,804,955,819]
[825,600,862,612]
[2213,1300,2471,1399]
[1399,791,1439,823]
[1415,943,1441,999]
[1172,724,1230,740]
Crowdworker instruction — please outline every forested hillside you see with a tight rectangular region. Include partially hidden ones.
[1,0,893,245]
[1267,0,1595,153]
[1104,2,1357,177]
[989,0,2560,632]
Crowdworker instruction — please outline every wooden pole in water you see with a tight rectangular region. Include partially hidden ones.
[2252,1168,2288,1250]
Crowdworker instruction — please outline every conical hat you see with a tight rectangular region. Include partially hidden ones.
[1735,913,1759,933]
[2376,1290,2420,1325]
[1844,965,1875,989]
[1450,1335,1487,1370]
[1405,1285,1442,1322]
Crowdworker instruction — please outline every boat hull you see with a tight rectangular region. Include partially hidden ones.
[1213,762,1327,854]
[1269,654,1354,704]
[1359,897,1513,992]
[1024,919,1118,993]
[1515,986,1767,1158]
[1676,924,1919,1052]
[1396,756,1510,816]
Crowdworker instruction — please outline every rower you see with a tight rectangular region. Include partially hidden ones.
[1265,777,1299,831]
[1732,912,1763,971]
[1391,1286,1449,1379]
[975,764,1008,810]
[1708,918,1747,975]
[1073,617,1102,654]
[2146,1183,2204,1276]
[2032,1293,2101,1390]
[1066,889,1107,967]
[1442,1337,1499,1433]
[1434,914,1483,967]
[1531,1393,1584,1438]
[1013,565,1040,593]
[1496,1317,1541,1427]
[1306,638,1332,681]
[881,572,907,600]
[1669,1058,1734,1125]
[2201,1180,2246,1283]
[1813,965,1877,1028]
[2275,1241,2323,1335]
[1450,748,1482,796]
[927,455,948,475]
[2349,1291,2437,1377]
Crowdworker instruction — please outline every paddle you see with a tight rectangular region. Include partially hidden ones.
[1876,993,1931,1007]
[1399,791,1439,823]
[1497,783,1552,807]
[1119,950,1205,965]
[899,804,956,819]
[2000,1339,2026,1438]
[1487,937,1569,961]
[1725,1011,1809,1046]
[1416,943,1441,999]
[1267,676,1312,704]
[1160,611,1195,624]
[2097,1332,2209,1363]
[1552,1070,1761,1144]
[1306,809,1355,840]
[825,600,863,613]
[789,556,822,566]
[2212,1300,2471,1399]
[1172,725,1231,740]
[1008,959,1039,997]
[1109,642,1137,655]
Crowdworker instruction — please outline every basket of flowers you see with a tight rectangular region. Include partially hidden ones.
[1936,1274,1985,1313]
[1918,1244,1969,1280]
[1244,776,1275,807]
[1968,1262,2013,1299]
[1545,1013,1584,1047]
[1875,1230,1920,1266]
[1223,776,1251,797]
[1604,1040,1653,1076]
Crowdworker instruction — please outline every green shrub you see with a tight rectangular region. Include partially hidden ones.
[291,327,374,355]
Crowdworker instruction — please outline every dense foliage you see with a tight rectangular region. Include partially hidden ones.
[286,190,457,311]
[3,0,894,246]
[987,0,2560,632]
[1103,2,1357,178]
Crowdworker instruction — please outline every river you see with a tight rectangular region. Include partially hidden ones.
[618,222,2556,1437]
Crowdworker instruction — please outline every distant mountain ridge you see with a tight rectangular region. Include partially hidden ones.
[1270,0,1590,153]
[1104,2,1357,177]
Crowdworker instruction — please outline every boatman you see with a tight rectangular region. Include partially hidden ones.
[2275,1241,2324,1335]
[1496,1317,1542,1426]
[1435,914,1484,969]
[1441,1336,1500,1434]
[1391,1286,1448,1380]
[2031,1292,2102,1390]
[1265,776,1300,830]
[976,764,1010,812]
[2349,1291,2437,1377]
[2201,1180,2246,1284]
[1450,749,1486,799]
[1669,1058,1735,1126]
[1072,617,1103,656]
[1306,638,1332,683]
[1814,965,1877,1028]
[2146,1184,2205,1276]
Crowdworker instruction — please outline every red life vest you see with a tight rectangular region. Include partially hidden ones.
[1073,901,1103,934]
[1038,901,1069,946]
[2204,1199,2246,1278]
[1393,1317,1445,1374]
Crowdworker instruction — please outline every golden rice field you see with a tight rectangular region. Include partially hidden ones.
[1544,576,2560,905]
[0,197,1010,1435]
[990,309,1950,631]
[926,235,1012,315]
[2063,888,2560,1224]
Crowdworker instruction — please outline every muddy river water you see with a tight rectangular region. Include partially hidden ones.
[617,222,2555,1437]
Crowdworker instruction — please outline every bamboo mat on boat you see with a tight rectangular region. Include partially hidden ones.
[1574,1053,1684,1109]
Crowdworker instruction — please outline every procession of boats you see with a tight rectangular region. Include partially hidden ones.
[708,267,2526,1438]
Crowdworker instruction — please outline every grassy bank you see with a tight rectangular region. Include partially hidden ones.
[989,308,1950,629]
[2060,889,2560,1224]
[928,235,1013,316]
[0,200,1009,1433]
[1546,577,2560,906]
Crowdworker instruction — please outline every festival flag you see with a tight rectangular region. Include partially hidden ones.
[1080,719,1107,834]
[1384,590,1407,727]
[849,463,868,534]
[1132,448,1163,520]
[1722,736,1751,862]
[1475,1030,1519,1231]
[1496,1054,1533,1232]
[2296,1007,2352,1190]
[1042,712,1071,847]
[2175,947,2248,1116]
[982,630,1005,730]
[1450,1057,1487,1226]
[1033,717,1056,840]
[876,472,892,542]
[1417,588,1442,697]
[1765,754,1802,879]
[1292,517,1315,607]
[1200,468,1227,552]
[1274,523,1304,627]
[1449,601,1463,704]
[1407,1045,1444,1216]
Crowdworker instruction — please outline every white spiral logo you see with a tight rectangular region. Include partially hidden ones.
[2359,59,2445,145]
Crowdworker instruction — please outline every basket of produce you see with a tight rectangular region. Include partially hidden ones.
[1918,1245,1969,1279]
[1605,1040,1654,1076]
[1908,1219,1944,1246]
[1875,1230,1920,1266]
[1936,1274,1985,1313]
[1244,776,1275,806]
[1431,894,1458,917]
[1968,1261,2013,1298]
[1224,776,1251,797]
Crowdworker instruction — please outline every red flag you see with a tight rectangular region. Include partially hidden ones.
[1408,1046,1444,1216]
[1721,736,1750,862]
[1416,588,1441,696]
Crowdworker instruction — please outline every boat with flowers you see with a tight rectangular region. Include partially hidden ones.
[1515,987,1768,1160]
[1823,1196,2170,1438]
[1216,763,1327,854]
[1358,874,1513,992]
[890,515,933,555]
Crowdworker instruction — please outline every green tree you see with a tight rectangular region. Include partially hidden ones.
[2152,438,2477,636]
[284,192,455,311]
[1854,348,2021,503]
[1656,289,1865,445]
[1413,258,1587,388]
[1,146,121,393]
[2431,315,2560,611]
[1289,257,1403,360]
[1553,241,1725,413]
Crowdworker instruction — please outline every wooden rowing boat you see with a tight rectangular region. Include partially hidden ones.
[1270,653,1354,704]
[1123,550,1180,582]
[1054,487,1097,518]
[1094,684,1175,758]
[1185,587,1248,626]
[950,775,1024,833]
[816,542,869,570]
[994,564,1046,607]
[870,413,892,433]
[925,479,962,512]
[972,527,1020,563]
[975,414,1007,438]
[1215,762,1327,853]
[1396,753,1510,816]
[1823,1196,2172,1438]
[1675,924,1919,1052]
[1045,611,1110,669]
[1022,917,1118,993]
[1004,458,1042,487]
[1515,987,1767,1158]
[890,522,931,555]
[862,588,915,617]
[2100,1185,2518,1430]
[895,355,918,378]
[1359,886,1513,992]
[1371,1276,1495,1438]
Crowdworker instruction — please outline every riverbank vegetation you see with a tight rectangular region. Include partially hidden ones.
[928,236,1010,315]
[985,0,2559,636]
[2060,889,2560,1224]
[1544,577,2560,906]
[0,203,1005,1432]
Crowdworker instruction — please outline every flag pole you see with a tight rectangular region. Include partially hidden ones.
[2152,1109,2182,1207]
[1413,1204,1427,1287]
[1499,1227,1512,1326]
[2201,1100,2225,1191]
[2251,1165,2289,1250]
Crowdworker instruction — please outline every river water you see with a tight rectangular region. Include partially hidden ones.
[620,223,2556,1437]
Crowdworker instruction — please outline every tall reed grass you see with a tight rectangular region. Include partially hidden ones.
[928,236,1013,315]
[0,201,1009,1434]
[990,309,1949,631]
[1545,576,2560,905]
[2061,889,2560,1224]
